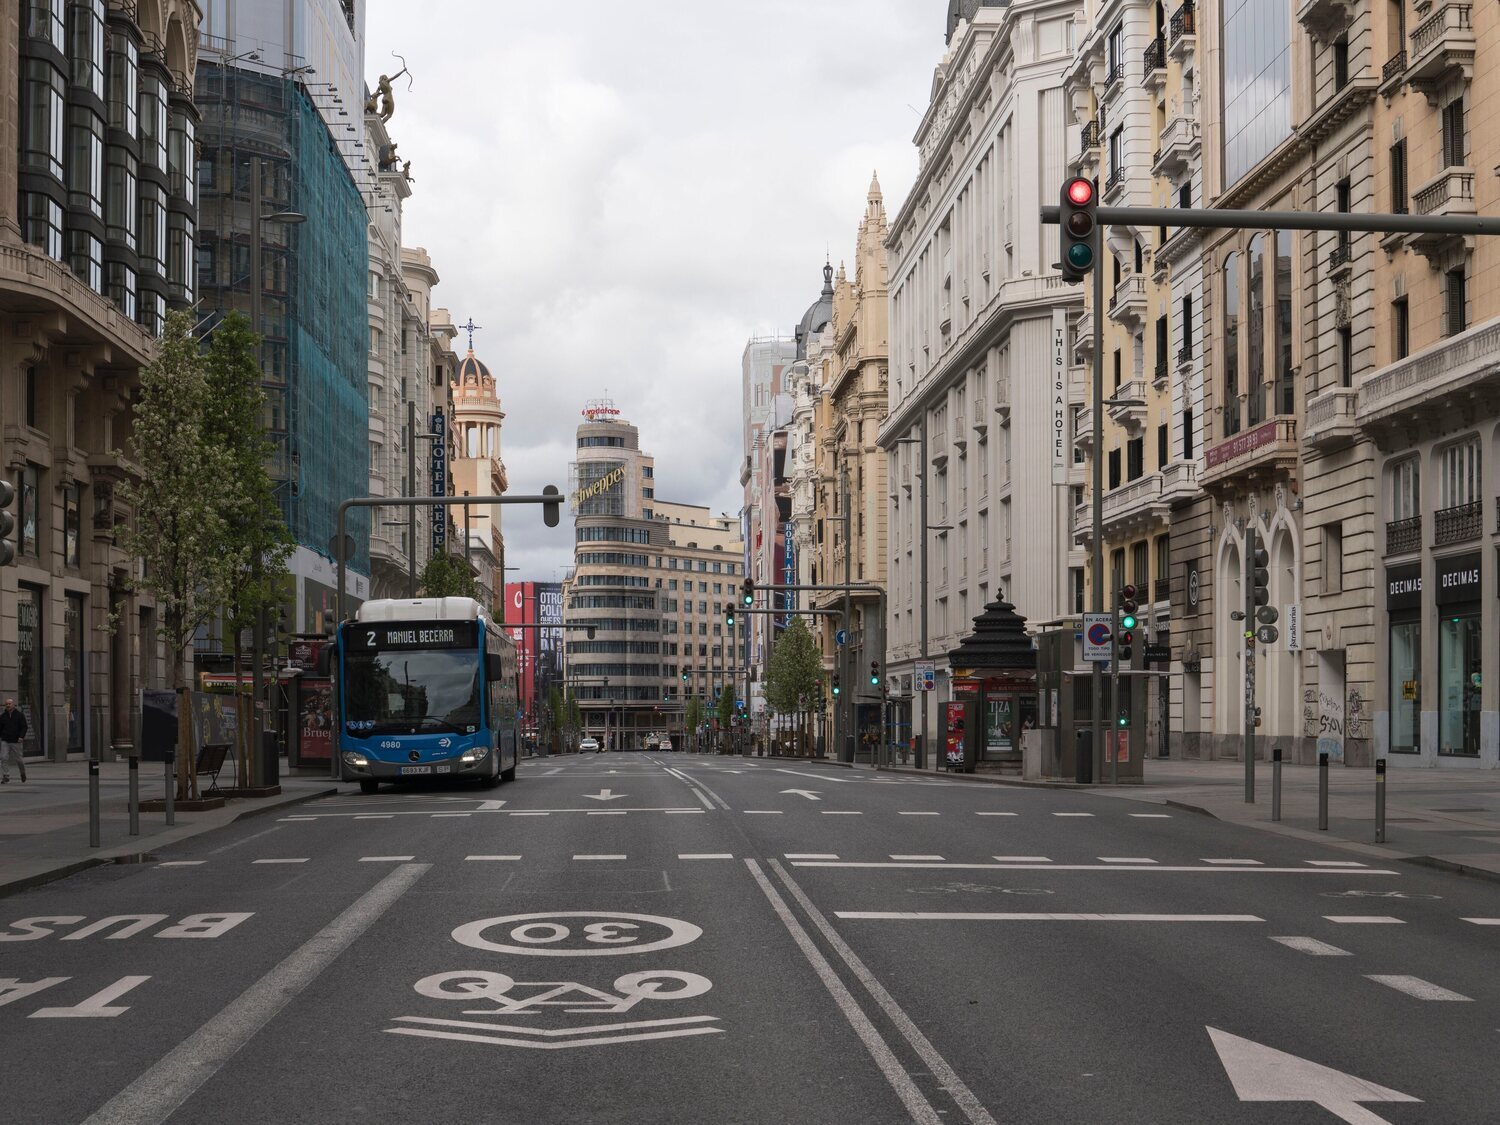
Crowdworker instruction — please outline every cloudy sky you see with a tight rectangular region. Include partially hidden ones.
[365,1,943,581]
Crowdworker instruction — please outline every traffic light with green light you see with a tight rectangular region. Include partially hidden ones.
[1117,584,1137,663]
[741,578,755,608]
[724,603,736,628]
[831,672,841,697]
[869,661,880,686]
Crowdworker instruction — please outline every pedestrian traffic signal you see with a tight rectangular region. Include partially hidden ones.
[869,661,880,686]
[0,480,15,567]
[831,672,841,697]
[741,578,755,607]
[1059,177,1098,282]
[724,603,736,628]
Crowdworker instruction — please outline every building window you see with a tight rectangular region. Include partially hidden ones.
[1126,436,1144,481]
[1182,407,1194,460]
[1332,34,1349,90]
[1444,266,1467,336]
[1391,456,1420,520]
[68,0,106,98]
[1393,297,1409,360]
[1223,252,1240,436]
[64,482,81,568]
[22,193,64,261]
[1070,568,1085,614]
[1338,325,1353,388]
[1156,422,1168,469]
[1388,617,1420,754]
[1334,180,1351,258]
[1441,97,1465,168]
[1180,294,1194,358]
[1274,231,1294,415]
[1390,139,1408,213]
[1108,448,1121,490]
[1438,437,1479,508]
[1439,609,1481,756]
[1322,522,1343,595]
[17,466,40,558]
[1247,235,1266,425]
[1222,0,1293,184]
[22,58,66,181]
[25,367,38,429]
[1154,315,1169,380]
[1112,348,1122,391]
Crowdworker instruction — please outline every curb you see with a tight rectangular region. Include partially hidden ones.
[879,765,1087,789]
[1164,799,1218,818]
[1401,854,1500,886]
[0,787,338,901]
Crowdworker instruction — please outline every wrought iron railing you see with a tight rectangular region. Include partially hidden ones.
[1170,2,1196,42]
[1104,62,1124,96]
[1106,165,1125,194]
[1385,515,1421,555]
[1328,243,1351,272]
[1154,579,1170,603]
[1177,343,1194,364]
[1081,119,1101,152]
[1382,51,1407,83]
[1143,38,1166,81]
[1433,500,1481,545]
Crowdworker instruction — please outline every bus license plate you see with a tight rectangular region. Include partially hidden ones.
[400,765,432,775]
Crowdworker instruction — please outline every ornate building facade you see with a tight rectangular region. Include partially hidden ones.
[449,346,507,611]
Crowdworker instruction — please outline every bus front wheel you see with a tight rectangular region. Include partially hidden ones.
[501,765,517,782]
[358,779,380,795]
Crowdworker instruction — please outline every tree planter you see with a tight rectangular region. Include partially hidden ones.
[140,796,226,813]
[217,785,282,799]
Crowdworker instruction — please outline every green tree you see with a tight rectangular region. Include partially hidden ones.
[419,552,477,599]
[546,685,564,752]
[203,311,292,786]
[715,684,736,729]
[117,310,241,800]
[765,616,823,754]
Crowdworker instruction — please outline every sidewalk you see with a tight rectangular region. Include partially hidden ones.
[874,755,1500,879]
[0,756,337,898]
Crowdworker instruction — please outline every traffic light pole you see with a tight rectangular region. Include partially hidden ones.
[1090,226,1105,785]
[1244,522,1258,803]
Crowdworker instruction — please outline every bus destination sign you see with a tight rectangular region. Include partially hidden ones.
[350,622,478,650]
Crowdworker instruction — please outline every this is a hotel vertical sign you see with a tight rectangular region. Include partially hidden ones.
[1051,310,1068,485]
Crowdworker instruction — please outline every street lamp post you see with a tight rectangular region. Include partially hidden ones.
[896,424,936,770]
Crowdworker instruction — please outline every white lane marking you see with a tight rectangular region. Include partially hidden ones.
[573,854,627,861]
[1270,936,1352,956]
[1306,860,1367,867]
[975,812,1018,817]
[744,861,948,1125]
[252,858,308,865]
[1053,812,1094,817]
[785,853,839,860]
[665,810,706,815]
[1324,916,1405,924]
[898,811,939,816]
[773,768,862,784]
[354,814,394,820]
[477,800,508,811]
[836,912,1264,923]
[387,1014,723,1049]
[1130,813,1171,818]
[687,787,716,810]
[465,855,521,861]
[822,810,862,815]
[278,817,317,822]
[431,813,472,818]
[993,856,1052,863]
[793,862,1399,875]
[678,853,734,860]
[1100,857,1156,864]
[890,855,945,862]
[668,768,730,810]
[744,810,783,815]
[81,864,427,1125]
[586,811,628,816]
[1366,975,1472,1001]
[765,860,1001,1125]
[1203,859,1263,865]
[511,812,550,817]
[1462,917,1500,925]
[360,856,416,862]
[159,861,205,867]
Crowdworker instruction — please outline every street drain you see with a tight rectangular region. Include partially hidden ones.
[111,854,156,865]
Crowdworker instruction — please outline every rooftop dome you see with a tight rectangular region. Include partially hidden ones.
[794,261,835,360]
[456,348,493,388]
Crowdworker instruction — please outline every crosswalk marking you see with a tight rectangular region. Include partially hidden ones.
[1366,975,1472,1001]
[1270,936,1351,956]
[1325,916,1405,924]
[253,858,308,865]
[465,855,521,861]
[360,856,416,862]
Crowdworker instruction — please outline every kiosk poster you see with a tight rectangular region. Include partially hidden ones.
[944,701,968,766]
[299,678,334,761]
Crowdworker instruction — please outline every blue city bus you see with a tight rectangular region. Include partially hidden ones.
[333,598,519,793]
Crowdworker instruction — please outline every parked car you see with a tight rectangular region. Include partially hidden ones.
[579,737,601,753]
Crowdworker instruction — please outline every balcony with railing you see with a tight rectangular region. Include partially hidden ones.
[1075,405,1095,452]
[972,395,989,437]
[1407,3,1474,95]
[1169,1,1196,59]
[1358,315,1500,430]
[1303,386,1359,449]
[1105,164,1125,199]
[1200,417,1299,490]
[1327,241,1352,275]
[1380,50,1407,95]
[1159,459,1199,504]
[1108,378,1148,431]
[1177,342,1195,369]
[1103,61,1124,100]
[994,373,1011,423]
[1142,37,1167,88]
[1075,310,1095,358]
[1433,500,1481,545]
[1297,0,1357,43]
[1080,119,1101,156]
[1072,472,1172,542]
[1108,274,1146,329]
[1152,113,1200,178]
[1385,515,1421,555]
[1153,578,1170,604]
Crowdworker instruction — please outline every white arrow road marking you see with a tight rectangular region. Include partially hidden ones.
[780,789,822,801]
[582,789,628,801]
[1207,1026,1420,1124]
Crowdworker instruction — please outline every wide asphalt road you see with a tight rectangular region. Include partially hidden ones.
[5,752,1497,1124]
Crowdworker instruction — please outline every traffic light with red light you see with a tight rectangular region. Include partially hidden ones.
[1060,177,1098,282]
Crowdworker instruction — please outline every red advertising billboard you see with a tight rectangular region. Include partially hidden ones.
[505,582,564,732]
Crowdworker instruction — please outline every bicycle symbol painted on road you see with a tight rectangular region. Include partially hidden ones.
[413,969,712,1015]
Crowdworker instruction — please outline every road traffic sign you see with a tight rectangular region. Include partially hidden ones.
[835,630,848,646]
[1083,613,1113,662]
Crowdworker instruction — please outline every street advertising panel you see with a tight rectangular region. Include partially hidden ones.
[944,701,968,767]
[299,679,334,762]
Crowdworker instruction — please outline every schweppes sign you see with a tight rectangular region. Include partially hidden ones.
[573,465,626,507]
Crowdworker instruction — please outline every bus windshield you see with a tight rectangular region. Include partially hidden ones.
[343,648,482,735]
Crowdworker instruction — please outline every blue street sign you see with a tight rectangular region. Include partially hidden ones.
[836,630,848,646]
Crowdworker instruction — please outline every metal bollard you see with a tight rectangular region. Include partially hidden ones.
[1375,757,1387,843]
[1317,751,1329,831]
[165,749,176,827]
[128,754,140,836]
[88,757,101,849]
[1271,746,1282,822]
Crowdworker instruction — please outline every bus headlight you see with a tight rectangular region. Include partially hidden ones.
[459,746,486,764]
[342,751,369,769]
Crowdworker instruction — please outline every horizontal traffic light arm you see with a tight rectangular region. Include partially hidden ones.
[1041,204,1500,238]
[734,607,845,616]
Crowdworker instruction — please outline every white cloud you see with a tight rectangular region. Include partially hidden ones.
[365,0,937,577]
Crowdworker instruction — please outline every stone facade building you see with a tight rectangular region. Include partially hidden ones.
[2,0,202,759]
[449,346,507,611]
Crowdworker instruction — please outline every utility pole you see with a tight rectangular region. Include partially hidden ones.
[1089,221,1104,785]
[841,459,853,764]
[918,414,929,770]
[407,399,417,597]
[1244,521,1258,802]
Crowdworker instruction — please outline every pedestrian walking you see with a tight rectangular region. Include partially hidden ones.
[0,699,27,783]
